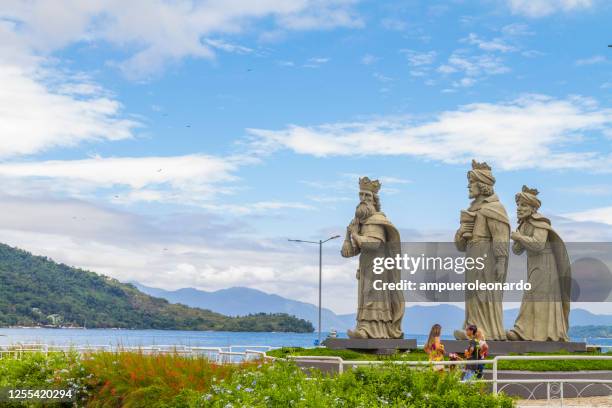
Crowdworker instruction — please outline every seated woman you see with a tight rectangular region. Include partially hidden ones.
[424,324,445,371]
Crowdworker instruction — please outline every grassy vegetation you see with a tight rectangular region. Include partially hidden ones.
[0,243,313,332]
[269,347,612,371]
[496,350,612,371]
[0,351,514,407]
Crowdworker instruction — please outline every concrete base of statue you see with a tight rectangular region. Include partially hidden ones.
[322,338,418,355]
[443,340,587,355]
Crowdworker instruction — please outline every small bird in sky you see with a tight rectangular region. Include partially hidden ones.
[186,124,191,128]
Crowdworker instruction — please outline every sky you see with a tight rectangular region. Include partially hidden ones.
[0,0,611,315]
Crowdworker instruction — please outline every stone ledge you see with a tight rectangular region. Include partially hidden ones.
[322,338,417,354]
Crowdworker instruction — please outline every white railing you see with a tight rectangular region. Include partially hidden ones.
[0,344,277,364]
[493,379,612,403]
[490,354,612,394]
[228,345,276,353]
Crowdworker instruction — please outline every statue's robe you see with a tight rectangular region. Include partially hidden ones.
[510,213,571,341]
[342,212,405,339]
[455,194,510,340]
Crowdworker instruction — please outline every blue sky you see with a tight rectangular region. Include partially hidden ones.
[0,0,611,314]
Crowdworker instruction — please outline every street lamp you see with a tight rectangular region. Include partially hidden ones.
[288,234,341,345]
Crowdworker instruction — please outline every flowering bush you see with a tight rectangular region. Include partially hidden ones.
[0,351,89,407]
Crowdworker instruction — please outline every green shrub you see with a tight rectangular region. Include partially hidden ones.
[198,361,514,407]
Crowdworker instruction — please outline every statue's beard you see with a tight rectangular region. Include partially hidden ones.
[355,201,376,221]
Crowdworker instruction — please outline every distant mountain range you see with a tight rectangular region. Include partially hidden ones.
[133,282,612,335]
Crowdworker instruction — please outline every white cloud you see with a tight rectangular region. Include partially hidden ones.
[300,173,410,199]
[436,51,510,88]
[507,0,593,18]
[500,23,533,37]
[463,33,517,53]
[575,55,607,66]
[401,50,437,67]
[400,50,437,80]
[361,54,379,65]
[437,52,510,86]
[203,39,254,55]
[564,207,612,225]
[247,94,612,171]
[521,49,545,58]
[303,56,330,68]
[558,185,612,196]
[454,77,476,88]
[276,1,363,31]
[373,72,393,82]
[0,65,139,159]
[0,154,318,214]
[277,60,295,67]
[199,201,316,215]
[307,195,351,203]
[0,0,361,79]
[0,154,251,204]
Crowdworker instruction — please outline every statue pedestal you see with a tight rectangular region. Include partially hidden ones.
[443,340,586,355]
[322,338,418,355]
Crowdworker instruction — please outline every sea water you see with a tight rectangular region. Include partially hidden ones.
[0,328,610,350]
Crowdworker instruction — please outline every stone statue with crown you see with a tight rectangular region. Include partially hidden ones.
[507,186,572,341]
[454,160,511,340]
[341,177,405,339]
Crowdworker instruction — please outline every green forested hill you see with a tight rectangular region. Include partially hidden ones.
[0,243,313,332]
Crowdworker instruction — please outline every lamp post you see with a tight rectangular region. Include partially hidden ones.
[288,234,340,345]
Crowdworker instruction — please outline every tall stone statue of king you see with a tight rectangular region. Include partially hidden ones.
[341,177,405,339]
[507,186,571,341]
[454,160,510,340]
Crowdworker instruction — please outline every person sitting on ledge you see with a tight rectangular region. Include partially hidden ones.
[424,323,445,372]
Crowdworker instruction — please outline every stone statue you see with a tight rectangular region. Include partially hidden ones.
[341,177,405,339]
[454,160,510,340]
[507,186,571,342]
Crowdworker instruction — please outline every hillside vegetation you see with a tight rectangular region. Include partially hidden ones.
[0,243,313,332]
